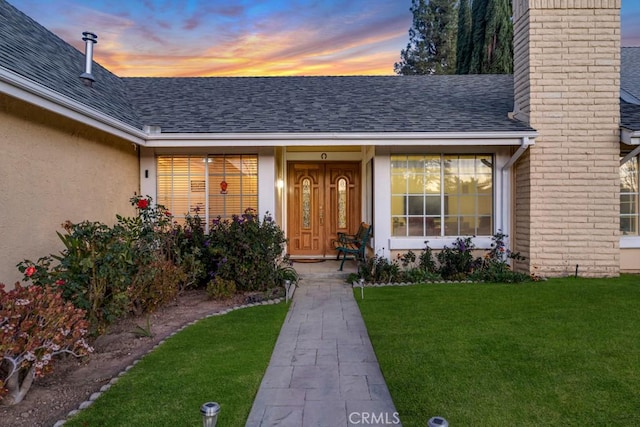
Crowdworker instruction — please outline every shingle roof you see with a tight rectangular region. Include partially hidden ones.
[0,0,141,128]
[622,47,640,104]
[0,0,533,136]
[123,75,533,133]
[622,101,640,132]
[621,48,640,132]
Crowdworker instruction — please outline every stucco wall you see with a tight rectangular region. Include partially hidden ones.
[0,94,139,287]
[513,0,621,277]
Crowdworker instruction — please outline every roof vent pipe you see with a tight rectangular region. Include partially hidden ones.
[79,31,98,86]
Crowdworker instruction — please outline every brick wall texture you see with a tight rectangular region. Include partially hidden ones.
[513,0,621,277]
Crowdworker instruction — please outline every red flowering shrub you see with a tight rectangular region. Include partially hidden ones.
[137,198,149,209]
[24,266,35,277]
[0,283,92,405]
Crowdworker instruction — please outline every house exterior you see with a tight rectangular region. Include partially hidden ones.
[620,47,640,272]
[1,0,637,285]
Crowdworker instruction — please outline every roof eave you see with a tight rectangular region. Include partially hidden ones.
[143,131,539,148]
[621,127,640,145]
[0,66,147,145]
[620,127,640,165]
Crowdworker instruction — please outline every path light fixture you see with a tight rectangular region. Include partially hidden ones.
[352,278,365,299]
[427,416,448,427]
[200,402,220,427]
[284,280,292,302]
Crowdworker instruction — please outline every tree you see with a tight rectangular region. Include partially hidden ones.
[456,0,472,74]
[468,0,513,74]
[395,0,458,75]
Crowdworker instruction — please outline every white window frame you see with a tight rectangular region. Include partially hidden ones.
[373,147,512,256]
[620,153,640,248]
[140,147,277,228]
[154,153,259,229]
[390,154,494,239]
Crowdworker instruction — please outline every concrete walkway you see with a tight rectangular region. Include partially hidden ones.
[246,261,401,427]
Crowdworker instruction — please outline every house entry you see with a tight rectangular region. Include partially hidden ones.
[287,162,361,257]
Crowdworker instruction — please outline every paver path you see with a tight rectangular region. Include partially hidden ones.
[246,278,401,427]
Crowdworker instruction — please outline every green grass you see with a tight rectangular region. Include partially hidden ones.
[66,303,288,427]
[357,276,640,427]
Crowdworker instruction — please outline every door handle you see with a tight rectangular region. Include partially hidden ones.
[319,205,324,226]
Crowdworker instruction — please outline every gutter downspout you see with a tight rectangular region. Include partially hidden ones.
[501,136,534,260]
[621,145,640,166]
[503,136,533,171]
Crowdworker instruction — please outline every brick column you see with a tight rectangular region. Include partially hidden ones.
[512,0,621,277]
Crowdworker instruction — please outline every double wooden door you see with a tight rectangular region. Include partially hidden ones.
[287,162,361,257]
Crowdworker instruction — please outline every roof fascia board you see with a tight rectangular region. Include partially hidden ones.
[0,67,147,145]
[144,131,539,148]
[621,128,640,145]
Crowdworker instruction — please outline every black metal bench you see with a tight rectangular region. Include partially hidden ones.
[333,223,372,271]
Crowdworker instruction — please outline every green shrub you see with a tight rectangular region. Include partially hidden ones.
[399,267,442,283]
[275,256,299,287]
[206,276,236,300]
[418,242,437,273]
[16,198,290,331]
[436,236,481,280]
[352,232,534,285]
[172,213,210,289]
[208,210,287,292]
[128,260,185,315]
[50,220,133,332]
[18,195,189,333]
[469,230,531,283]
[358,253,402,283]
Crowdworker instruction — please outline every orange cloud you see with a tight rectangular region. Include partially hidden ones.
[10,0,410,77]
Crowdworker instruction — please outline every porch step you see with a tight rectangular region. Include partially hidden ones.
[291,259,356,282]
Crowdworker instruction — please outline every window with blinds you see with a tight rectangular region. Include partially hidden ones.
[157,155,258,225]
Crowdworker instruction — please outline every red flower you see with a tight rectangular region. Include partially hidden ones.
[137,199,149,209]
[25,266,36,277]
[165,211,172,217]
[55,279,65,286]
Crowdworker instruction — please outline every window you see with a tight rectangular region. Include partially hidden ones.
[621,156,639,235]
[157,155,258,225]
[391,154,493,237]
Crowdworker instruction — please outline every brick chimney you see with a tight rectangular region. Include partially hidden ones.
[512,0,621,277]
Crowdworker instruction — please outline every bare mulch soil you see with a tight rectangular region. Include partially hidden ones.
[0,290,258,427]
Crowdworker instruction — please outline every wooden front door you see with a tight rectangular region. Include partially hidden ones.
[287,162,361,257]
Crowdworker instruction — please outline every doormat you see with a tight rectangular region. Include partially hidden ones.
[292,259,327,263]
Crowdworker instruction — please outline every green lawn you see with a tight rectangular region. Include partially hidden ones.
[357,276,640,427]
[66,303,288,427]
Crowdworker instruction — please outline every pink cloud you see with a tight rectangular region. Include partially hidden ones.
[183,16,200,30]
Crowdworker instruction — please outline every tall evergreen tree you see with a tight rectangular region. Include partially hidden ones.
[484,0,513,73]
[469,0,488,73]
[456,0,472,74]
[468,0,513,74]
[395,0,458,75]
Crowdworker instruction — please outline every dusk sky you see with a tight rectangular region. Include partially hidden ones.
[7,0,640,77]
